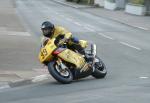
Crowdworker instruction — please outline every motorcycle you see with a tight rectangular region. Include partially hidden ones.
[39,37,107,84]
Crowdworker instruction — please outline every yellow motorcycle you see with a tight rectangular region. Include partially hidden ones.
[39,37,107,84]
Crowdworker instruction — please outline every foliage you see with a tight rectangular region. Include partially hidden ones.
[128,0,145,5]
[107,0,116,3]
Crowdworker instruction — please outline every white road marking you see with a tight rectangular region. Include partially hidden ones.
[98,33,114,40]
[137,27,148,30]
[0,85,10,90]
[120,42,141,51]
[8,32,31,36]
[74,21,82,26]
[32,74,49,83]
[66,18,73,22]
[133,26,149,31]
[60,15,65,17]
[84,26,95,32]
[55,12,59,15]
[0,31,31,37]
[85,24,95,29]
[68,16,74,18]
[139,76,149,79]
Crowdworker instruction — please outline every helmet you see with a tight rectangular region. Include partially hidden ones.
[41,21,54,37]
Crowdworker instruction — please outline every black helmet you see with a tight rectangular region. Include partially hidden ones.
[41,21,54,37]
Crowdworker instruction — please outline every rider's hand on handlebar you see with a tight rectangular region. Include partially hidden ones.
[54,34,70,47]
[57,38,68,46]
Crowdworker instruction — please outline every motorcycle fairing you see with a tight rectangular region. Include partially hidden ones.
[39,38,57,63]
[57,49,86,69]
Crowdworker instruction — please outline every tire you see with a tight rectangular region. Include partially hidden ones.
[48,61,73,84]
[92,57,107,79]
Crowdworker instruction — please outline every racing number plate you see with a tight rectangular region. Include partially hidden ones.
[41,48,48,59]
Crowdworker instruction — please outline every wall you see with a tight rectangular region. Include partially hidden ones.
[94,0,104,7]
[116,0,127,9]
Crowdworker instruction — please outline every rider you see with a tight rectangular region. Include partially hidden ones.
[41,21,88,54]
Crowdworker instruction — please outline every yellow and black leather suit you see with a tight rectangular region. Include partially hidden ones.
[41,26,88,54]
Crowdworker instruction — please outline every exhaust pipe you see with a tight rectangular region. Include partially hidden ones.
[91,44,97,72]
[91,44,96,57]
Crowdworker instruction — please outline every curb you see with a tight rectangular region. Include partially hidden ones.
[51,0,79,9]
[51,0,149,31]
[0,74,50,90]
[83,10,150,31]
[51,0,94,9]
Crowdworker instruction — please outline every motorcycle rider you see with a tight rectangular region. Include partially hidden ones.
[41,21,88,55]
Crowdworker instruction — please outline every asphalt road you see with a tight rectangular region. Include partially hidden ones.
[0,0,41,71]
[0,0,150,103]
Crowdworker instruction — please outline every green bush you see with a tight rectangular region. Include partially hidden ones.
[106,0,116,3]
[66,0,73,2]
[128,0,145,5]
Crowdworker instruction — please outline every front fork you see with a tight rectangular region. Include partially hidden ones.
[56,58,67,70]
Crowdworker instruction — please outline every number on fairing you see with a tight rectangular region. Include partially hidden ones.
[41,49,48,59]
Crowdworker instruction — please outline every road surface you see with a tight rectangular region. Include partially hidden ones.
[0,0,150,103]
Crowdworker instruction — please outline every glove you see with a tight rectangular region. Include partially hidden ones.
[54,34,69,46]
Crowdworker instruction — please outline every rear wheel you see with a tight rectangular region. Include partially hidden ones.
[92,57,107,79]
[48,61,73,84]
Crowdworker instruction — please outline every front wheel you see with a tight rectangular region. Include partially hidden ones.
[92,57,107,79]
[48,61,73,84]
